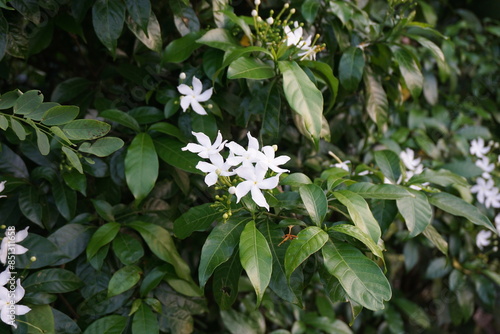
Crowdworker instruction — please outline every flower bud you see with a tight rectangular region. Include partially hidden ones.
[254,0,260,5]
[251,9,258,17]
[228,186,236,194]
[284,3,289,8]
[30,256,37,262]
[272,144,278,151]
[290,8,296,14]
[179,72,186,80]
[266,17,274,24]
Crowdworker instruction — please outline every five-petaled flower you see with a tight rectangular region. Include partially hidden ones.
[0,268,31,328]
[476,230,492,250]
[0,227,29,265]
[469,138,490,158]
[234,165,280,211]
[182,131,226,159]
[177,76,213,115]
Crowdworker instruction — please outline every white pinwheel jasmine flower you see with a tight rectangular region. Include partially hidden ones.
[284,22,304,47]
[471,177,495,205]
[0,181,6,198]
[196,153,235,187]
[470,138,490,158]
[400,148,422,171]
[0,227,29,265]
[177,76,213,115]
[0,268,10,286]
[332,160,351,172]
[234,165,280,210]
[226,132,261,167]
[256,145,290,174]
[476,230,492,250]
[484,187,500,209]
[0,279,31,328]
[475,157,495,179]
[182,131,226,159]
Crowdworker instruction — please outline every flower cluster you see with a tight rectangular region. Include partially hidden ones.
[0,268,30,328]
[182,131,290,210]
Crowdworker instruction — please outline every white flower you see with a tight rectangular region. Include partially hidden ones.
[484,187,500,209]
[0,279,31,328]
[470,138,490,158]
[0,181,6,198]
[284,22,304,47]
[256,145,290,174]
[476,230,492,250]
[177,76,213,115]
[226,132,261,167]
[470,177,494,204]
[400,148,422,171]
[182,131,226,159]
[196,153,235,187]
[0,227,29,265]
[332,160,351,172]
[475,157,495,179]
[234,165,280,210]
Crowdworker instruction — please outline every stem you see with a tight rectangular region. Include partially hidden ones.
[15,319,44,333]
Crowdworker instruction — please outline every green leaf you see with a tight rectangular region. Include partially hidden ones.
[196,28,239,51]
[364,68,388,129]
[125,133,158,202]
[0,12,7,61]
[279,60,323,147]
[63,119,111,140]
[35,127,50,155]
[133,303,159,334]
[108,265,142,297]
[0,115,8,130]
[396,189,432,237]
[125,0,150,33]
[174,203,220,239]
[213,250,242,310]
[22,305,55,334]
[392,45,423,98]
[163,31,203,63]
[100,108,141,132]
[126,221,193,282]
[14,89,43,115]
[62,146,83,173]
[281,173,312,187]
[333,190,382,243]
[148,122,183,140]
[408,169,469,188]
[422,224,448,255]
[140,265,169,297]
[284,226,328,279]
[86,222,121,259]
[51,77,92,103]
[329,224,385,265]
[41,105,79,125]
[322,241,391,311]
[92,0,125,55]
[52,177,77,220]
[299,184,328,226]
[374,150,401,184]
[50,125,74,146]
[16,233,67,269]
[347,182,414,199]
[239,220,273,306]
[154,137,202,174]
[126,11,162,52]
[0,89,21,109]
[10,118,26,140]
[79,137,124,157]
[83,315,127,334]
[301,0,320,23]
[23,269,83,293]
[300,60,339,111]
[339,46,365,92]
[428,192,496,233]
[227,57,275,79]
[198,216,249,288]
[260,81,281,143]
[48,224,94,265]
[112,232,144,265]
[220,46,273,71]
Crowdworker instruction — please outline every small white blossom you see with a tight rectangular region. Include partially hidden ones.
[177,76,213,115]
[475,157,495,179]
[332,160,351,172]
[476,230,492,250]
[0,181,6,198]
[0,227,29,265]
[234,165,280,210]
[251,9,258,17]
[196,153,235,187]
[256,145,290,174]
[182,131,226,159]
[226,132,261,167]
[0,279,31,328]
[400,148,422,171]
[471,177,495,204]
[484,187,500,209]
[470,138,490,158]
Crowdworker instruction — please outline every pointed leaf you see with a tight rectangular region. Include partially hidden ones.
[112,232,144,265]
[213,250,243,310]
[174,203,221,239]
[163,31,203,63]
[92,0,125,55]
[62,146,83,173]
[23,269,83,293]
[196,28,239,51]
[100,108,141,132]
[125,133,158,202]
[79,137,124,157]
[396,189,432,237]
[126,11,162,53]
[41,105,79,125]
[108,265,142,297]
[339,46,365,91]
[125,0,150,33]
[239,220,272,306]
[374,150,401,184]
[154,137,202,174]
[227,57,275,79]
[392,45,423,98]
[299,184,328,226]
[86,222,121,259]
[364,69,388,129]
[347,182,414,199]
[14,89,43,115]
[422,224,448,255]
[329,224,385,265]
[132,303,159,334]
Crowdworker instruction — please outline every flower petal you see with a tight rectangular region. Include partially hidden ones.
[196,161,217,173]
[0,268,9,286]
[0,306,12,327]
[192,132,211,147]
[180,95,192,112]
[247,132,259,151]
[258,175,280,190]
[204,172,218,187]
[235,181,253,202]
[250,186,269,210]
[15,227,29,242]
[197,87,213,102]
[177,83,193,96]
[15,305,31,316]
[192,76,203,95]
[190,100,208,115]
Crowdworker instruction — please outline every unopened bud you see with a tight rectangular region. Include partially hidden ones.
[30,256,37,262]
[251,9,258,17]
[208,104,213,109]
[254,0,261,5]
[266,17,274,25]
[272,144,278,151]
[228,186,236,194]
[223,213,229,220]
[179,72,186,80]
[290,8,296,14]
[284,3,289,8]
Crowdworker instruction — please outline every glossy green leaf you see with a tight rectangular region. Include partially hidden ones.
[163,31,203,63]
[14,89,43,115]
[62,146,83,173]
[364,68,388,129]
[79,137,124,157]
[392,45,423,98]
[10,118,26,140]
[125,133,158,202]
[279,60,323,146]
[23,269,83,293]
[0,114,8,130]
[284,226,328,279]
[140,265,169,297]
[301,0,320,23]
[329,224,385,265]
[16,233,67,269]
[51,77,92,103]
[100,108,141,132]
[133,303,159,334]
[51,177,77,220]
[108,265,142,297]
[86,221,121,259]
[239,220,272,306]
[227,57,275,79]
[198,216,249,288]
[299,184,328,226]
[34,127,50,155]
[396,189,432,237]
[154,137,202,174]
[126,11,162,53]
[348,182,414,199]
[41,105,79,125]
[221,46,272,71]
[333,190,381,243]
[374,150,401,184]
[322,241,391,311]
[125,0,150,33]
[18,186,43,227]
[92,0,125,55]
[148,122,183,140]
[281,173,312,187]
[23,305,55,334]
[0,12,7,61]
[408,169,469,188]
[112,232,144,265]
[339,46,365,91]
[83,315,127,334]
[174,203,220,239]
[422,224,448,255]
[48,224,94,265]
[260,81,281,143]
[300,60,339,110]
[428,192,496,233]
[63,119,111,140]
[196,28,239,50]
[213,250,242,310]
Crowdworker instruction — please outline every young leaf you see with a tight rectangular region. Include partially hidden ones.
[299,184,328,226]
[396,189,432,237]
[284,226,328,280]
[108,265,142,297]
[322,241,391,311]
[239,220,272,306]
[339,46,365,92]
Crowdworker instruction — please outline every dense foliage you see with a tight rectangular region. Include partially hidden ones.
[0,0,499,333]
